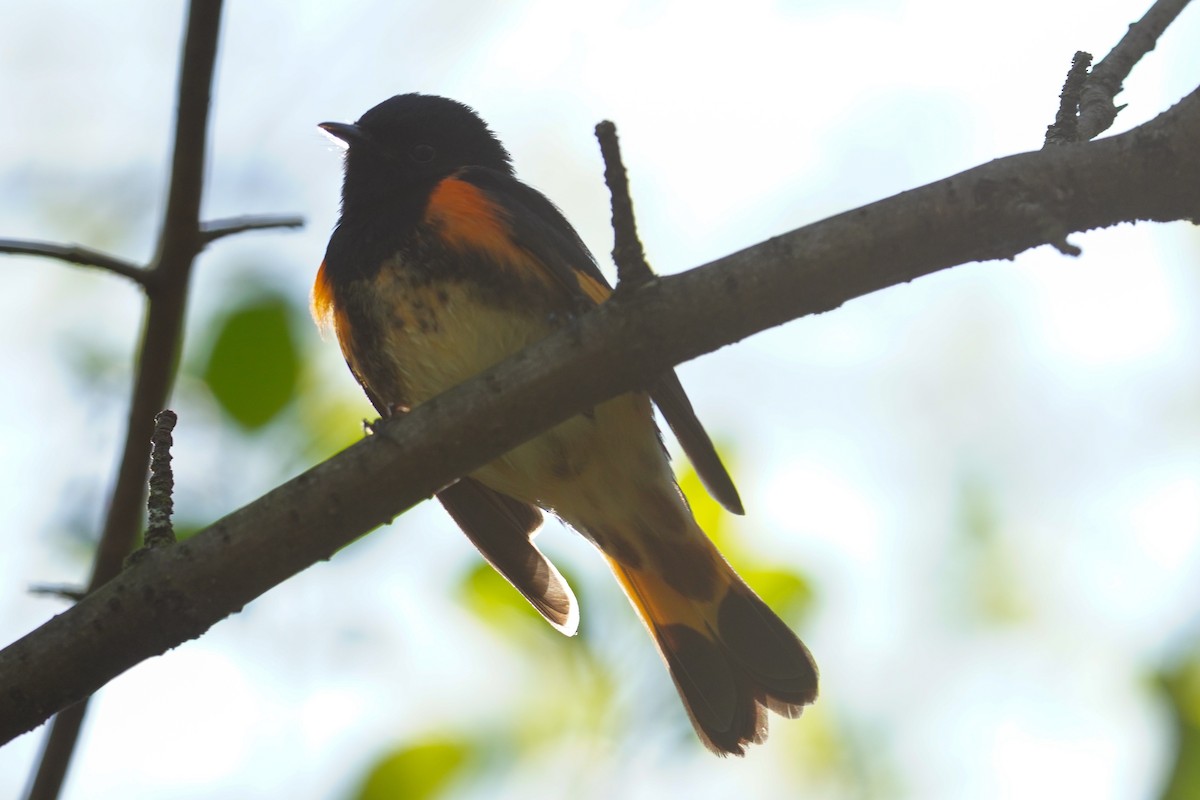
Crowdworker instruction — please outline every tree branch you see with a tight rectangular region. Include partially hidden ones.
[1044,51,1093,147]
[1076,0,1193,141]
[0,239,148,287]
[26,586,87,603]
[199,214,305,245]
[595,121,654,287]
[23,3,226,798]
[142,410,178,550]
[2,82,1197,747]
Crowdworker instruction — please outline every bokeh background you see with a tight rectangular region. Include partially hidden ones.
[2,1,1199,798]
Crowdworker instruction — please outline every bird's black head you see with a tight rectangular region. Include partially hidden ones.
[321,93,512,223]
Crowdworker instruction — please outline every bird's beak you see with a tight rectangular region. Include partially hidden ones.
[319,121,367,148]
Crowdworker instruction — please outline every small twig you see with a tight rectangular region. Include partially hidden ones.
[144,410,178,548]
[1044,51,1093,147]
[594,121,654,288]
[27,584,87,603]
[1013,201,1084,256]
[199,214,305,245]
[1048,238,1083,257]
[0,238,149,286]
[1076,0,1192,141]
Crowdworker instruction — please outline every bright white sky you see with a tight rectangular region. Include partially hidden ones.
[2,1,1199,798]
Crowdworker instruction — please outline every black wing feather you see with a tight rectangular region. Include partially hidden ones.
[352,359,578,634]
[439,478,578,635]
[649,373,744,514]
[460,167,743,513]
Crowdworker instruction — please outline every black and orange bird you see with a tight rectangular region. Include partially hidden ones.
[313,93,818,755]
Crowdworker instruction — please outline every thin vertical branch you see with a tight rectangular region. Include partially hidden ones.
[24,3,225,799]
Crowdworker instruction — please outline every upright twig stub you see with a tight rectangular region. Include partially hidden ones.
[1044,51,1093,147]
[1044,0,1192,145]
[144,410,178,548]
[595,121,654,288]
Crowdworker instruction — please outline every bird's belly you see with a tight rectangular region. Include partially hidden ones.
[472,389,672,519]
[354,274,675,524]
[373,280,545,407]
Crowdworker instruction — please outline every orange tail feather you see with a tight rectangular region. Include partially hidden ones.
[608,552,818,755]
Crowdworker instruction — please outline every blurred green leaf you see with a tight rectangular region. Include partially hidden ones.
[353,739,471,800]
[514,632,618,750]
[459,559,583,639]
[959,474,1001,546]
[742,566,816,621]
[171,521,204,543]
[678,447,820,622]
[956,476,1030,625]
[297,383,373,460]
[201,295,298,430]
[677,453,734,551]
[1158,654,1200,800]
[458,557,613,749]
[460,560,536,630]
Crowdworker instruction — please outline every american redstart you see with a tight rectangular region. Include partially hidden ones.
[314,93,817,754]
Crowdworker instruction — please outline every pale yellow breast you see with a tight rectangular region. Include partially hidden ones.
[374,276,549,406]
[366,267,682,543]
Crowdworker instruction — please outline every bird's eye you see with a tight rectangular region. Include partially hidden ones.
[411,144,436,163]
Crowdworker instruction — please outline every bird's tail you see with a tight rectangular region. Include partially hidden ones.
[606,536,818,755]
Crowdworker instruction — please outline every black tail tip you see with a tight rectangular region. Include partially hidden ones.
[661,587,817,756]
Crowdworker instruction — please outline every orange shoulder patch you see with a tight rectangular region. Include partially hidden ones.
[574,270,612,304]
[311,260,335,335]
[425,175,608,304]
[425,177,529,268]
